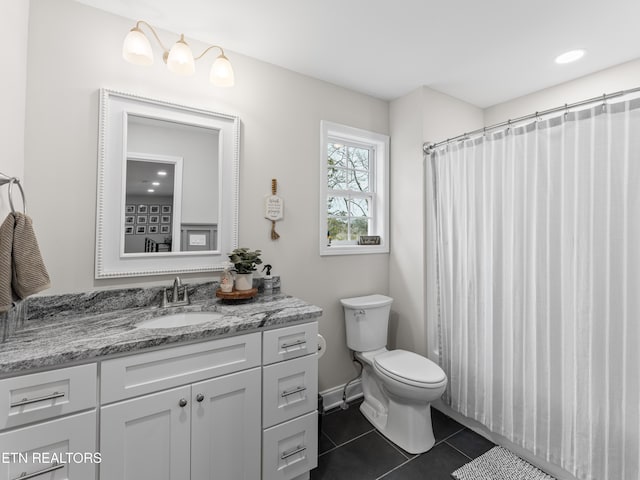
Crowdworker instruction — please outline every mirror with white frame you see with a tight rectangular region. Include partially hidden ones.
[96,89,239,278]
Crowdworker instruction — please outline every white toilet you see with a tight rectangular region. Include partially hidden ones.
[340,294,447,454]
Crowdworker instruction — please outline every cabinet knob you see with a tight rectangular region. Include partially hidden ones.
[196,393,205,402]
[179,398,188,407]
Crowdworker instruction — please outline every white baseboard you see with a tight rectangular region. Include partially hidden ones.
[319,379,363,412]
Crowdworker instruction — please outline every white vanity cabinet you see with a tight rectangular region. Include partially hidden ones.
[0,318,320,480]
[262,322,319,480]
[99,333,262,480]
[0,364,98,480]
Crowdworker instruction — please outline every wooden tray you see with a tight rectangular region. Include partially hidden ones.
[215,287,258,300]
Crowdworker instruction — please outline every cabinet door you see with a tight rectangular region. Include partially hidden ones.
[191,367,261,480]
[0,411,97,480]
[100,385,191,480]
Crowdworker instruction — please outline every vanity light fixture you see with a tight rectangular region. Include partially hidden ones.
[555,49,585,64]
[122,20,235,87]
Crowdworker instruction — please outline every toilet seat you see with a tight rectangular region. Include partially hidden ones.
[374,350,446,389]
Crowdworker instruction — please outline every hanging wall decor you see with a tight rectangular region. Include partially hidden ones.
[264,179,283,240]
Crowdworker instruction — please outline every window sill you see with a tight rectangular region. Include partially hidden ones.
[319,244,389,256]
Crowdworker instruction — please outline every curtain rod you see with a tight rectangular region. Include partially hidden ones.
[423,85,640,155]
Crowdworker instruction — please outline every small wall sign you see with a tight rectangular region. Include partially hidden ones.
[265,195,284,221]
[265,179,283,240]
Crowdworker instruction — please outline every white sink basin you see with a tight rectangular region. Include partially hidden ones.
[135,311,224,329]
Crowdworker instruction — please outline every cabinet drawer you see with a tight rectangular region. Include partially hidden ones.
[263,322,318,365]
[101,333,261,404]
[263,411,318,480]
[0,410,97,480]
[0,364,96,429]
[263,354,318,428]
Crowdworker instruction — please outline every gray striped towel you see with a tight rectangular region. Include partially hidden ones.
[0,212,50,312]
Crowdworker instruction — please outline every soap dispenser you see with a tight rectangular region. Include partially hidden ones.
[262,264,273,294]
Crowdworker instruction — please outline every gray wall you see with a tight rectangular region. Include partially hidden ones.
[0,0,29,219]
[23,0,389,392]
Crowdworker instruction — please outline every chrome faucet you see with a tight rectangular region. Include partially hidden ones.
[161,276,190,307]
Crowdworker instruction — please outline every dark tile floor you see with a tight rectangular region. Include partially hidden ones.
[311,399,495,480]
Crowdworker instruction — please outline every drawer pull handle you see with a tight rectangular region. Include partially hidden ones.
[281,339,306,349]
[196,393,204,402]
[281,386,307,398]
[281,445,306,460]
[10,391,65,408]
[13,461,64,480]
[179,398,188,407]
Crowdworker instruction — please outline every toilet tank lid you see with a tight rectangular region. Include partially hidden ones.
[340,294,393,309]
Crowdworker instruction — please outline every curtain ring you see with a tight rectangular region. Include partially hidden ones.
[601,94,607,113]
[564,104,569,120]
[8,178,26,214]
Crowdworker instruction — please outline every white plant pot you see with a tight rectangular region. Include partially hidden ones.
[234,272,254,291]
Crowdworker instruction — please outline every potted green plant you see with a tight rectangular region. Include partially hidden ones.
[228,248,262,290]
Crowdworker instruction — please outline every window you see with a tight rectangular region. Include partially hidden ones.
[320,121,389,255]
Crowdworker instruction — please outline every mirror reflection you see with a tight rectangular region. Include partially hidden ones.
[124,114,219,254]
[124,158,177,253]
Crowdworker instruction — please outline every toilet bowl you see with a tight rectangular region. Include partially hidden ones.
[341,295,447,454]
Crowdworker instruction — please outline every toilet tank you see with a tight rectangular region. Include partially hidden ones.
[340,295,393,352]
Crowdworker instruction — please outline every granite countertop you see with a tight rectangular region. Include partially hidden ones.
[0,288,322,376]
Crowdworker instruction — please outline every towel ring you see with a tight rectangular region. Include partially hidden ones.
[8,178,26,214]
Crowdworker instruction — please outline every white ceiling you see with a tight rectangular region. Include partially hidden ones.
[75,0,640,108]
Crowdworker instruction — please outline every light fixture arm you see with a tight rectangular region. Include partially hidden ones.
[133,20,171,56]
[194,45,226,61]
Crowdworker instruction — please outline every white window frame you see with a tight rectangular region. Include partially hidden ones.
[319,121,389,256]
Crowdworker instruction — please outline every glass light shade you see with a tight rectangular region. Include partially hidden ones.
[122,28,153,66]
[210,54,235,87]
[167,36,195,75]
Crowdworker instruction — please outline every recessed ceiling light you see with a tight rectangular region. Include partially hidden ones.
[157,170,167,176]
[555,49,585,64]
[147,188,155,193]
[152,181,160,186]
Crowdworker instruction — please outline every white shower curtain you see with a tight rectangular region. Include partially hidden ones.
[430,98,640,480]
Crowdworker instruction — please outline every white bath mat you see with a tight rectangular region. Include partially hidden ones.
[451,446,557,480]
